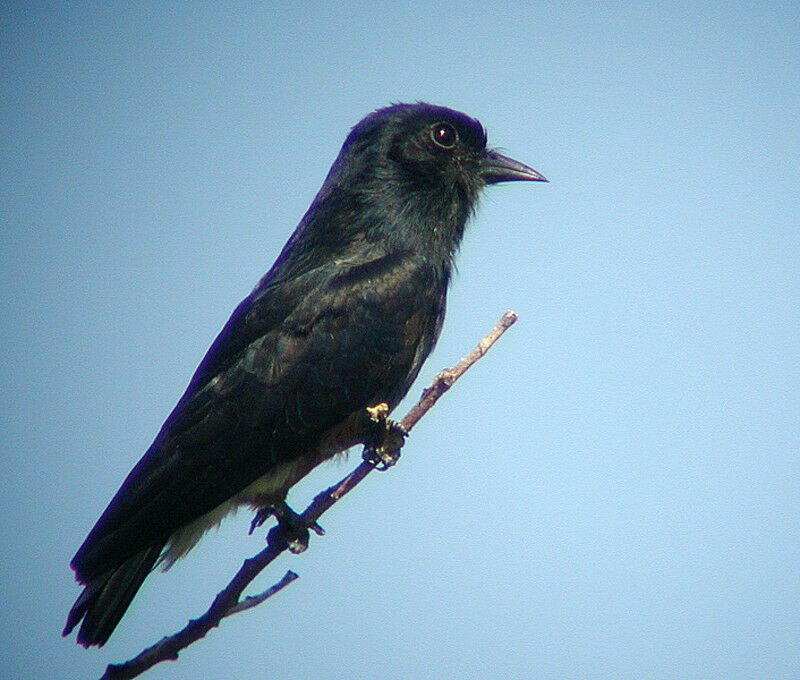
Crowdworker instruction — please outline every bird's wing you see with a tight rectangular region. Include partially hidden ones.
[72,250,444,580]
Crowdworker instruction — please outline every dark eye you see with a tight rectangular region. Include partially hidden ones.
[430,123,457,149]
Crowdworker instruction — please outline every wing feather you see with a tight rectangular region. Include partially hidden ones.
[72,250,445,580]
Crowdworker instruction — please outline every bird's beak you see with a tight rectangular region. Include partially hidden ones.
[481,149,548,184]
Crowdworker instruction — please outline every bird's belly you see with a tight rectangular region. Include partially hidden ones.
[158,457,311,569]
[158,410,365,569]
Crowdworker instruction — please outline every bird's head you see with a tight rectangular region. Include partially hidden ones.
[338,102,546,201]
[288,102,546,271]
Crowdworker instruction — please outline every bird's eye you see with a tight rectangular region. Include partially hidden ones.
[430,123,457,149]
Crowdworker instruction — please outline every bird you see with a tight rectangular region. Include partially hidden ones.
[64,102,547,647]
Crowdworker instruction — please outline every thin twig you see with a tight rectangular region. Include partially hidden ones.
[100,310,518,680]
[223,570,299,616]
[400,309,518,432]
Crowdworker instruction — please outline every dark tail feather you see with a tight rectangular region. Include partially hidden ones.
[63,543,164,647]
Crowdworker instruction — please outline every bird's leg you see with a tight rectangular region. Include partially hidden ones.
[251,501,324,554]
[362,402,408,471]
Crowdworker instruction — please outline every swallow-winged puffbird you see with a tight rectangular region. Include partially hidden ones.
[64,102,546,646]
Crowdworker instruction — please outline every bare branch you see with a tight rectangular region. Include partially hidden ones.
[223,570,299,616]
[100,310,518,680]
[399,309,518,432]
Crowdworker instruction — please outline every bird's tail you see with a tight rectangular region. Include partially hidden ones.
[63,542,164,647]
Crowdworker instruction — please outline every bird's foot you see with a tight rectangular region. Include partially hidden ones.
[363,402,407,471]
[254,501,324,554]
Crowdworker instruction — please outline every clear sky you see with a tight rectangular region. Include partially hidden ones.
[2,3,799,679]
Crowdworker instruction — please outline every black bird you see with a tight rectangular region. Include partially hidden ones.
[64,102,546,646]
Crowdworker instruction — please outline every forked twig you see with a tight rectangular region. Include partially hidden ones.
[100,310,518,680]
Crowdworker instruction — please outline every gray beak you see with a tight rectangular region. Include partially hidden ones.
[481,149,548,184]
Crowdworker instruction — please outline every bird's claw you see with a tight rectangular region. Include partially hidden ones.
[363,402,407,471]
[248,507,271,535]
[259,501,324,553]
[363,446,402,470]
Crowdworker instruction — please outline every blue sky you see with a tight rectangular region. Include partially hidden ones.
[2,3,799,679]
